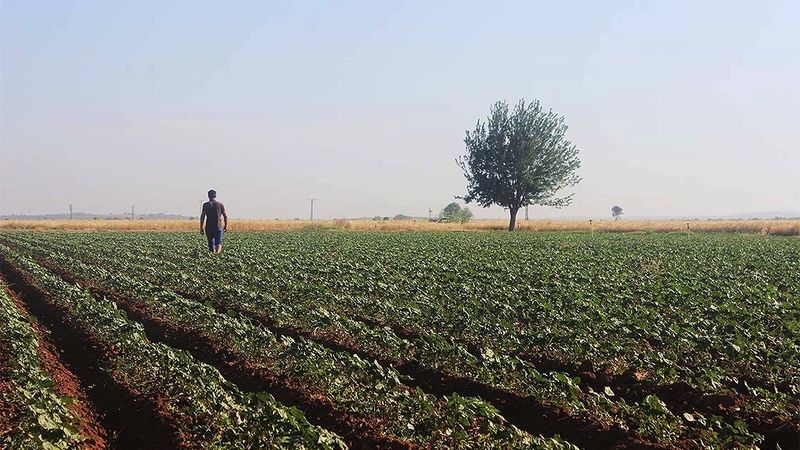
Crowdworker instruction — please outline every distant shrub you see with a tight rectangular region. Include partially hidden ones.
[334,219,352,229]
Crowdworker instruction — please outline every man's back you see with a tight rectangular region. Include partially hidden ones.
[202,200,225,231]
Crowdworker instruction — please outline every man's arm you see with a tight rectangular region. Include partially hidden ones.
[200,206,206,234]
[221,204,228,231]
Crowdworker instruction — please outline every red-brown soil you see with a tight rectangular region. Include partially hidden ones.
[43,259,669,450]
[5,238,797,450]
[0,256,183,450]
[354,309,800,449]
[145,279,800,450]
[3,284,109,449]
[71,276,416,450]
[0,336,18,440]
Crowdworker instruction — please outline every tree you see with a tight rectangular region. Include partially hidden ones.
[457,99,581,231]
[458,207,473,223]
[611,205,623,220]
[440,202,473,224]
[442,202,461,219]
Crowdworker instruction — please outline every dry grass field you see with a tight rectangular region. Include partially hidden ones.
[1,218,799,236]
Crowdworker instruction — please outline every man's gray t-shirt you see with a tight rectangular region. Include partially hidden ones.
[202,200,226,231]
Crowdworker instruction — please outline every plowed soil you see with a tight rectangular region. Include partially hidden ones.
[3,284,108,449]
[0,258,182,450]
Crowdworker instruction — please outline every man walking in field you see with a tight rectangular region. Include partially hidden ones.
[200,189,228,253]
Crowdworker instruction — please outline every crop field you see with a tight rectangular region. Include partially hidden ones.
[0,230,798,449]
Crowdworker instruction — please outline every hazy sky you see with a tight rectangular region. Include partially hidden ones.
[1,1,798,219]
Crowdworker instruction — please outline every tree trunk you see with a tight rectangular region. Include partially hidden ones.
[508,208,519,232]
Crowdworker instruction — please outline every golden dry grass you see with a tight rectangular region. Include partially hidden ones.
[1,218,799,236]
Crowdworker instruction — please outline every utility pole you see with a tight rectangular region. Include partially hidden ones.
[308,198,318,221]
[69,204,73,220]
[130,205,135,220]
[525,205,529,221]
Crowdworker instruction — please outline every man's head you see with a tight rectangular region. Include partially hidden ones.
[208,189,217,199]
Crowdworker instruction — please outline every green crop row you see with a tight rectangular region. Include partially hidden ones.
[3,238,578,449]
[26,229,797,394]
[0,244,346,450]
[2,232,768,448]
[0,282,83,450]
[230,231,800,392]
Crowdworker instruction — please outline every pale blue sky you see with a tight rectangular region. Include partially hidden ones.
[1,1,798,219]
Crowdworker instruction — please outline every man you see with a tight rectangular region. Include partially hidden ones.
[200,189,228,253]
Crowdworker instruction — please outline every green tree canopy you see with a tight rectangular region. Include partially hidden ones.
[440,202,473,224]
[458,99,581,231]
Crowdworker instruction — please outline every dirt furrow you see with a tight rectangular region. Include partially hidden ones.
[0,256,183,450]
[34,257,666,450]
[158,282,800,450]
[3,283,108,449]
[8,255,413,450]
[224,306,650,449]
[9,239,796,449]
[349,310,800,448]
[0,335,16,439]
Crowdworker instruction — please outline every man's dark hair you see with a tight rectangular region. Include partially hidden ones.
[208,189,217,199]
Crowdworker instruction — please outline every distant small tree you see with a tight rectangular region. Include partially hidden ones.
[458,99,581,231]
[440,202,473,224]
[458,207,473,223]
[442,202,461,219]
[611,205,623,220]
